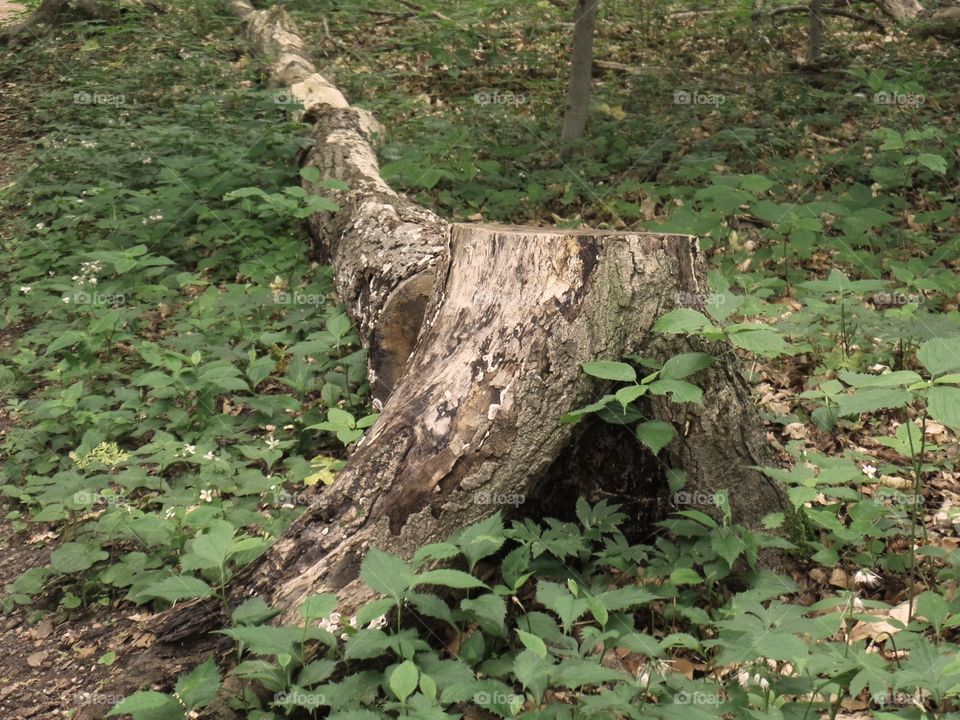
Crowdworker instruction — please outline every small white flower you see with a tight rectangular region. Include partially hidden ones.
[63,296,70,303]
[76,198,84,204]
[318,612,341,633]
[19,286,30,294]
[184,444,196,455]
[754,674,770,691]
[367,615,388,630]
[35,222,45,230]
[266,436,280,450]
[142,157,152,164]
[862,464,877,478]
[199,489,214,502]
[737,668,751,688]
[203,450,215,461]
[854,569,881,588]
[348,616,359,629]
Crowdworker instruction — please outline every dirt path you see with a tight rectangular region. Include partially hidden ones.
[0,0,25,25]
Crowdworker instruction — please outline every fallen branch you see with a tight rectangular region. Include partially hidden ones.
[770,4,887,32]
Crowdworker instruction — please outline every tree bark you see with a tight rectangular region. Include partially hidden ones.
[808,0,823,63]
[872,0,925,21]
[560,0,599,145]
[72,4,795,718]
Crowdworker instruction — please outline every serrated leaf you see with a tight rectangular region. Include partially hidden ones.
[360,548,413,599]
[635,420,675,453]
[175,659,220,709]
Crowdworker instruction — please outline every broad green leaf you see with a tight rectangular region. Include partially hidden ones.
[918,337,960,377]
[136,575,213,604]
[670,568,702,585]
[175,659,220,709]
[653,308,715,335]
[515,628,548,658]
[360,548,413,600]
[389,660,419,702]
[635,420,675,453]
[836,388,911,417]
[51,542,108,574]
[414,569,487,590]
[300,593,338,622]
[582,361,636,383]
[659,352,714,380]
[106,691,184,719]
[928,386,960,430]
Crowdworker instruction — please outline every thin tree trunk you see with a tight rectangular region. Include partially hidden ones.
[808,0,823,63]
[560,0,599,144]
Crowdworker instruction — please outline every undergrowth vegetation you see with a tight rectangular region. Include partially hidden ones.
[0,0,959,718]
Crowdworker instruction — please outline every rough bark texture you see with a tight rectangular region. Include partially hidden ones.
[808,0,823,63]
[873,0,925,21]
[560,0,599,143]
[71,4,795,719]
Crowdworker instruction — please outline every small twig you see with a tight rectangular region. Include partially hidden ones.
[393,0,451,22]
[770,4,886,32]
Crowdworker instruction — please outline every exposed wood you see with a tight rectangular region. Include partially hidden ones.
[872,0,925,21]
[770,3,886,32]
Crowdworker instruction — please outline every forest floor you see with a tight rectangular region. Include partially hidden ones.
[0,0,959,719]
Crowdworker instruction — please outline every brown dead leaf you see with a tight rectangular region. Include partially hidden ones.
[32,619,53,640]
[849,599,911,643]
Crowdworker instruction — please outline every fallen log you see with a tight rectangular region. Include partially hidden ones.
[73,3,797,718]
